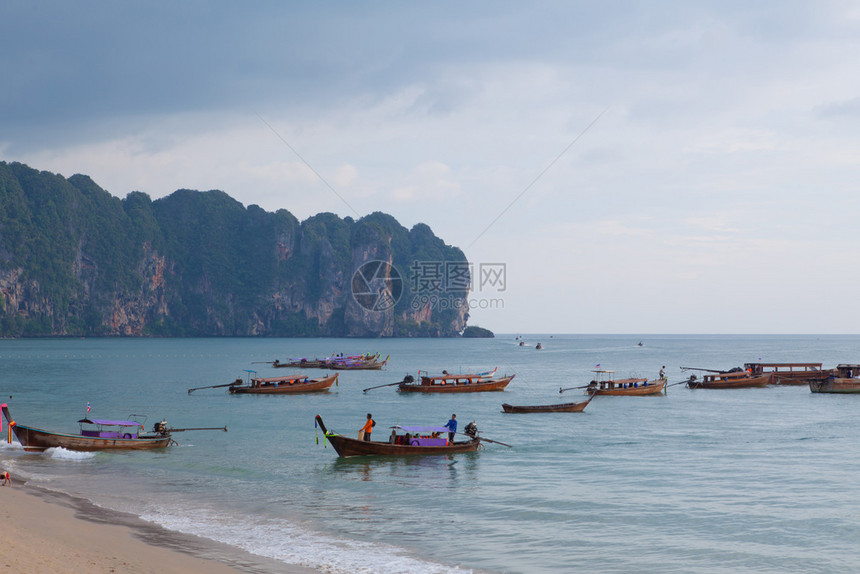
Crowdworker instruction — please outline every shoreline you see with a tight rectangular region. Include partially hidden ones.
[0,479,318,574]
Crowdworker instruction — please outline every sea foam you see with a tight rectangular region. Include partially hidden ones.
[141,505,471,574]
[45,447,97,461]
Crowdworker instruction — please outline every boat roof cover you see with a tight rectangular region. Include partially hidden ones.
[394,425,451,433]
[423,367,496,377]
[253,375,309,383]
[78,418,143,426]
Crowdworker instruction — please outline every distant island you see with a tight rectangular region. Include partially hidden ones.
[462,326,494,338]
[0,161,473,338]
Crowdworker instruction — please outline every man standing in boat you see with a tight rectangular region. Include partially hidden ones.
[659,366,666,380]
[445,414,457,443]
[360,413,375,441]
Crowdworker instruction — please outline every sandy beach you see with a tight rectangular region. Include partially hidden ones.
[0,479,316,574]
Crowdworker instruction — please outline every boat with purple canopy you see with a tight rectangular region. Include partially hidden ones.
[314,415,483,457]
[2,404,172,452]
[2,403,227,452]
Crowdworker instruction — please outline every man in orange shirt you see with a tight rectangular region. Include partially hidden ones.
[361,413,375,441]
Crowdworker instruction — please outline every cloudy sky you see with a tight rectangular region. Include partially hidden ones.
[2,1,859,334]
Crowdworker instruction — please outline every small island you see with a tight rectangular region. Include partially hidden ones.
[461,326,495,338]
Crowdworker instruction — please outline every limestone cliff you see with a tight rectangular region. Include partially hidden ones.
[0,161,470,337]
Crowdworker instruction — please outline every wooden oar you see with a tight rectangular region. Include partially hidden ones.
[187,381,240,394]
[680,366,723,373]
[469,434,512,448]
[363,375,414,393]
[558,384,593,394]
[665,379,692,388]
[362,381,403,392]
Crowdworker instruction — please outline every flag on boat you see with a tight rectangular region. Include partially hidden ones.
[595,363,600,368]
[86,402,92,413]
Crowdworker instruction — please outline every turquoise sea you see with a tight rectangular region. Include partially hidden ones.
[2,335,860,573]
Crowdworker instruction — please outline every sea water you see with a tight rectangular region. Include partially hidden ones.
[2,335,860,573]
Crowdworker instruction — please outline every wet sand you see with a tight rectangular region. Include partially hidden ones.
[0,481,317,573]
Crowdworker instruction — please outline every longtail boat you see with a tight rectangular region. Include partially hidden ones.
[314,415,483,457]
[502,392,595,413]
[272,353,386,370]
[228,373,338,394]
[272,358,325,369]
[743,362,830,385]
[809,364,860,393]
[397,371,514,393]
[685,371,771,389]
[2,404,170,452]
[327,354,389,370]
[563,370,666,396]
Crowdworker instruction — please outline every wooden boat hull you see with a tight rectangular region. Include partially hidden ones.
[229,374,337,394]
[324,434,481,457]
[315,415,482,457]
[744,363,830,385]
[2,405,171,452]
[10,425,172,452]
[809,378,860,394]
[328,360,386,370]
[589,379,666,396]
[274,354,383,369]
[772,370,835,385]
[502,396,592,413]
[273,360,324,369]
[688,373,771,389]
[399,375,514,393]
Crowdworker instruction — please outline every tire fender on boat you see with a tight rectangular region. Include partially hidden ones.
[123,433,132,439]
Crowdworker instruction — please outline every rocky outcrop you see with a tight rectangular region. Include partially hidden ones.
[0,162,471,337]
[0,268,38,317]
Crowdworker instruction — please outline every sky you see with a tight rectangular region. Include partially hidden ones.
[2,1,859,334]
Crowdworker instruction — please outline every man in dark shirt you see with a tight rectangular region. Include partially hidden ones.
[444,414,457,443]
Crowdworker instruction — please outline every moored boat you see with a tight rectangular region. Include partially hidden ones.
[565,370,666,396]
[2,403,173,452]
[686,371,771,389]
[809,364,860,393]
[272,358,325,369]
[272,353,387,370]
[744,362,830,385]
[314,415,483,457]
[228,373,338,394]
[502,393,595,413]
[398,372,514,393]
[327,354,389,370]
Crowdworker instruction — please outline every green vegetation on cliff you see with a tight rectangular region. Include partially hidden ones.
[0,162,471,337]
